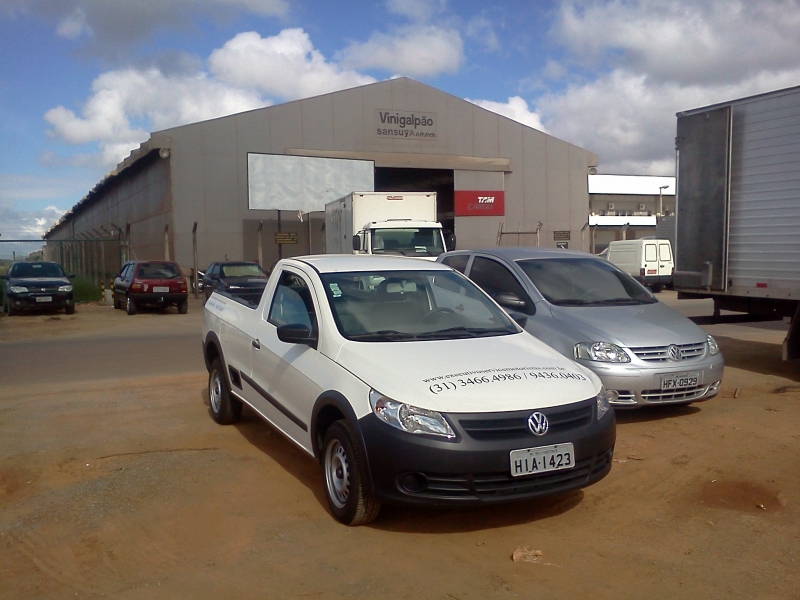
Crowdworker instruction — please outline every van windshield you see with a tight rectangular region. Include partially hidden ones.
[517,257,656,306]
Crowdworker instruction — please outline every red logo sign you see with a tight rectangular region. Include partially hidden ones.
[455,191,505,216]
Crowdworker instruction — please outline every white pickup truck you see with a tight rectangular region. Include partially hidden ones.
[202,255,616,525]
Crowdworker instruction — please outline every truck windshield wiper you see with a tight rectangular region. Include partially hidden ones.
[349,330,416,341]
[414,326,512,339]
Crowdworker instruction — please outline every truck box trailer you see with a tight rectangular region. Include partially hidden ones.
[325,192,450,260]
[674,85,800,360]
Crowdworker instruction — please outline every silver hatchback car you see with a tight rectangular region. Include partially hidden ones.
[439,247,724,408]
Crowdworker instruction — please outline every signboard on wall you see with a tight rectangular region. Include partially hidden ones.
[248,154,374,212]
[454,191,505,216]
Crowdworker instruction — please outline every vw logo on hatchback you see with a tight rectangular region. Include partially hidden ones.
[668,345,682,361]
[527,412,549,436]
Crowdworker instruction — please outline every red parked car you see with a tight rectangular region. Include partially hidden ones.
[113,260,188,315]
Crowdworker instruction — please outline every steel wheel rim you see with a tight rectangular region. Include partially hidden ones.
[209,370,222,413]
[325,438,350,509]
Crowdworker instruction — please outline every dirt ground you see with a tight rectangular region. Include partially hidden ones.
[1,295,799,599]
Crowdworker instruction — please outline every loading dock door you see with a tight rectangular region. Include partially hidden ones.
[675,106,731,291]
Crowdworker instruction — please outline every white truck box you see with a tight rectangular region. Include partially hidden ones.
[325,192,448,259]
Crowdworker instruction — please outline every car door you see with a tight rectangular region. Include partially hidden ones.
[657,242,673,278]
[466,255,534,315]
[203,264,219,301]
[114,263,133,302]
[245,267,325,453]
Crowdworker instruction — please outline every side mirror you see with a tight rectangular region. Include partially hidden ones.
[495,292,526,310]
[445,231,456,252]
[352,235,361,252]
[277,323,318,348]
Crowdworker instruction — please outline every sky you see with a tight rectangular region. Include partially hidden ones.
[2,0,800,238]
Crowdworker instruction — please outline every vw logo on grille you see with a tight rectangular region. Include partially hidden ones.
[527,412,549,436]
[667,345,682,361]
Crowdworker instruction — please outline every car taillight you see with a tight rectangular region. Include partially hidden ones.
[180,282,187,292]
[640,268,645,277]
[131,282,142,291]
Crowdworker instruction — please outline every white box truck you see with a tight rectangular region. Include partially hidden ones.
[674,85,800,360]
[325,192,452,260]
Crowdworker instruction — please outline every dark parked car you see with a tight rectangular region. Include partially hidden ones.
[1,261,75,315]
[202,261,269,305]
[113,260,188,315]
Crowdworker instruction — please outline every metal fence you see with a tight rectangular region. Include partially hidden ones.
[0,238,123,288]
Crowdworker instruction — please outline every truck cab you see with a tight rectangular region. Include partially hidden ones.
[352,220,449,260]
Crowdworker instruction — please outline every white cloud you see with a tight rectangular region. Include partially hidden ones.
[385,0,447,22]
[338,25,463,77]
[0,200,65,239]
[209,29,376,100]
[552,0,800,86]
[55,6,90,40]
[467,96,546,132]
[44,66,269,169]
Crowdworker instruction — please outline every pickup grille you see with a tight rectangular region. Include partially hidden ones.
[457,399,594,441]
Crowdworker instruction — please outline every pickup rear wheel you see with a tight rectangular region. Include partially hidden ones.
[322,420,380,526]
[208,358,242,425]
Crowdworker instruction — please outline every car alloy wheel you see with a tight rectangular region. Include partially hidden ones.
[209,368,223,414]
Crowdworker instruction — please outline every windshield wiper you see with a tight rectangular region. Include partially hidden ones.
[414,326,512,339]
[349,330,416,341]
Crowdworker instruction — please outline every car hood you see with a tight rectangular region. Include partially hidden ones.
[548,301,708,347]
[8,277,70,287]
[334,332,601,413]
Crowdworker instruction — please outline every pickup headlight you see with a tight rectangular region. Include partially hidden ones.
[575,342,630,363]
[369,389,455,439]
[9,286,28,293]
[596,387,611,420]
[58,285,73,292]
[707,335,720,355]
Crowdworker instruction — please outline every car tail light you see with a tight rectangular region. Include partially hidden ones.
[640,267,645,277]
[180,282,187,292]
[131,282,143,291]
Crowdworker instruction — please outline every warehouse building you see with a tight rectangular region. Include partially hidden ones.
[45,77,598,273]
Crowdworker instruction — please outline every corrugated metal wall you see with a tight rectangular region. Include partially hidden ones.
[729,91,800,292]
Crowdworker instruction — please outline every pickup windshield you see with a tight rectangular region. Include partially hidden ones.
[517,257,656,306]
[370,227,444,257]
[320,269,518,341]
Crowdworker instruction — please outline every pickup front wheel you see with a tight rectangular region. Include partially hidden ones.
[322,421,380,526]
[208,358,242,425]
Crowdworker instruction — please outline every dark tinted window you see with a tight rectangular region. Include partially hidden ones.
[441,254,469,273]
[268,270,317,332]
[517,257,655,306]
[10,262,65,278]
[469,257,531,311]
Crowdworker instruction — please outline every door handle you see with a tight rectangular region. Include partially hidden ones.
[252,339,261,350]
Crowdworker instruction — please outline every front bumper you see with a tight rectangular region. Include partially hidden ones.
[581,353,725,407]
[359,397,616,506]
[6,291,73,311]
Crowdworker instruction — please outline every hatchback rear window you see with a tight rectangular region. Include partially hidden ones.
[137,263,182,279]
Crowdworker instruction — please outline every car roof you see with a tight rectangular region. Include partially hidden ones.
[291,254,453,274]
[445,246,597,262]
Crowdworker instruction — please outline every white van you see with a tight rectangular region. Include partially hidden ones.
[605,239,674,292]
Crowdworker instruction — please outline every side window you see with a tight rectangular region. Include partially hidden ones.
[121,264,133,279]
[644,244,658,262]
[208,264,219,278]
[441,254,469,274]
[469,257,531,312]
[267,270,316,332]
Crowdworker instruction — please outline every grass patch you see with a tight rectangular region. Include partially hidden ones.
[72,276,103,302]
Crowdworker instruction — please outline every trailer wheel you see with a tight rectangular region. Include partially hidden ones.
[322,420,380,526]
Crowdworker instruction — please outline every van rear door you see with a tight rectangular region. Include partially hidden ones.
[643,242,659,278]
[657,241,674,278]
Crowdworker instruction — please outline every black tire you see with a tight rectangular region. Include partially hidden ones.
[6,300,16,316]
[650,284,664,293]
[113,294,121,310]
[125,295,137,315]
[208,358,242,424]
[322,420,380,526]
[178,299,188,314]
[65,304,75,315]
